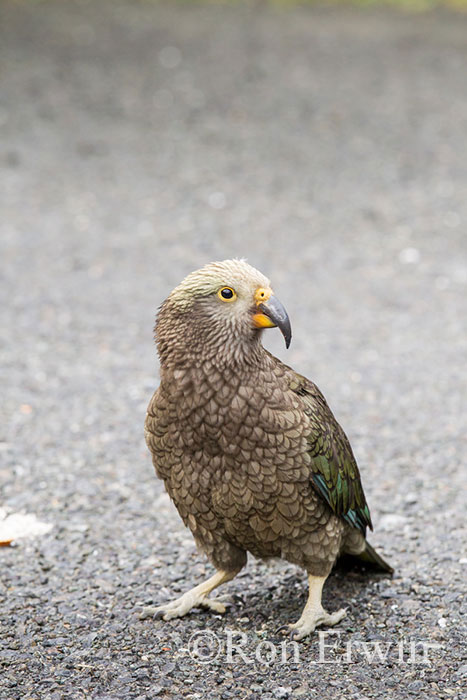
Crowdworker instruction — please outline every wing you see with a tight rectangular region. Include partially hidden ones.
[289,372,373,534]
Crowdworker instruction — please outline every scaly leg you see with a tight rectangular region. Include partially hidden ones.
[139,569,239,621]
[289,573,347,640]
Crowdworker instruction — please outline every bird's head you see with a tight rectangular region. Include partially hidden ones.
[156,259,291,366]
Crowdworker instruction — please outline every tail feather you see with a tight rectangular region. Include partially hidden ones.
[338,541,394,574]
[358,542,394,574]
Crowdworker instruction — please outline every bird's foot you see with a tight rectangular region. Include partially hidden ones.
[139,592,232,621]
[139,569,239,621]
[289,606,347,641]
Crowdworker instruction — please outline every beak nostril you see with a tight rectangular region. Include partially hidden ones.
[255,287,273,305]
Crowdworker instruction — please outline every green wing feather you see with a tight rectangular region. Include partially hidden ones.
[289,373,373,534]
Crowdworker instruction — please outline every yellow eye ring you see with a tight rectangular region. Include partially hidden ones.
[217,287,237,302]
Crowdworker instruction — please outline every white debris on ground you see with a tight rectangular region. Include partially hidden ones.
[0,507,53,543]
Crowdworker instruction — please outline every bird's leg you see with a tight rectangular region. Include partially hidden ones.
[139,569,240,621]
[289,573,347,640]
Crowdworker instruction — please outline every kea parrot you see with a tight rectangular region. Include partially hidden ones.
[143,259,392,639]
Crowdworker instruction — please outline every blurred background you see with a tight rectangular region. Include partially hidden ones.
[1,1,466,698]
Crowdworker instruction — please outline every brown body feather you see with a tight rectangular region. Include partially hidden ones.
[145,343,367,577]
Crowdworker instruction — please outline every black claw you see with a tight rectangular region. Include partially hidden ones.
[154,610,166,620]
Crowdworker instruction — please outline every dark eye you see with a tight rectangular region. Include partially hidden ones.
[217,287,237,302]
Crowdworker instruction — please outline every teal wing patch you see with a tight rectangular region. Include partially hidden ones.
[290,373,373,534]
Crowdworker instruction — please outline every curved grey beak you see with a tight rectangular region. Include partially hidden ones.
[257,295,292,349]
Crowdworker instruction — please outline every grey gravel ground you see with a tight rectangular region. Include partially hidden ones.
[1,1,466,698]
